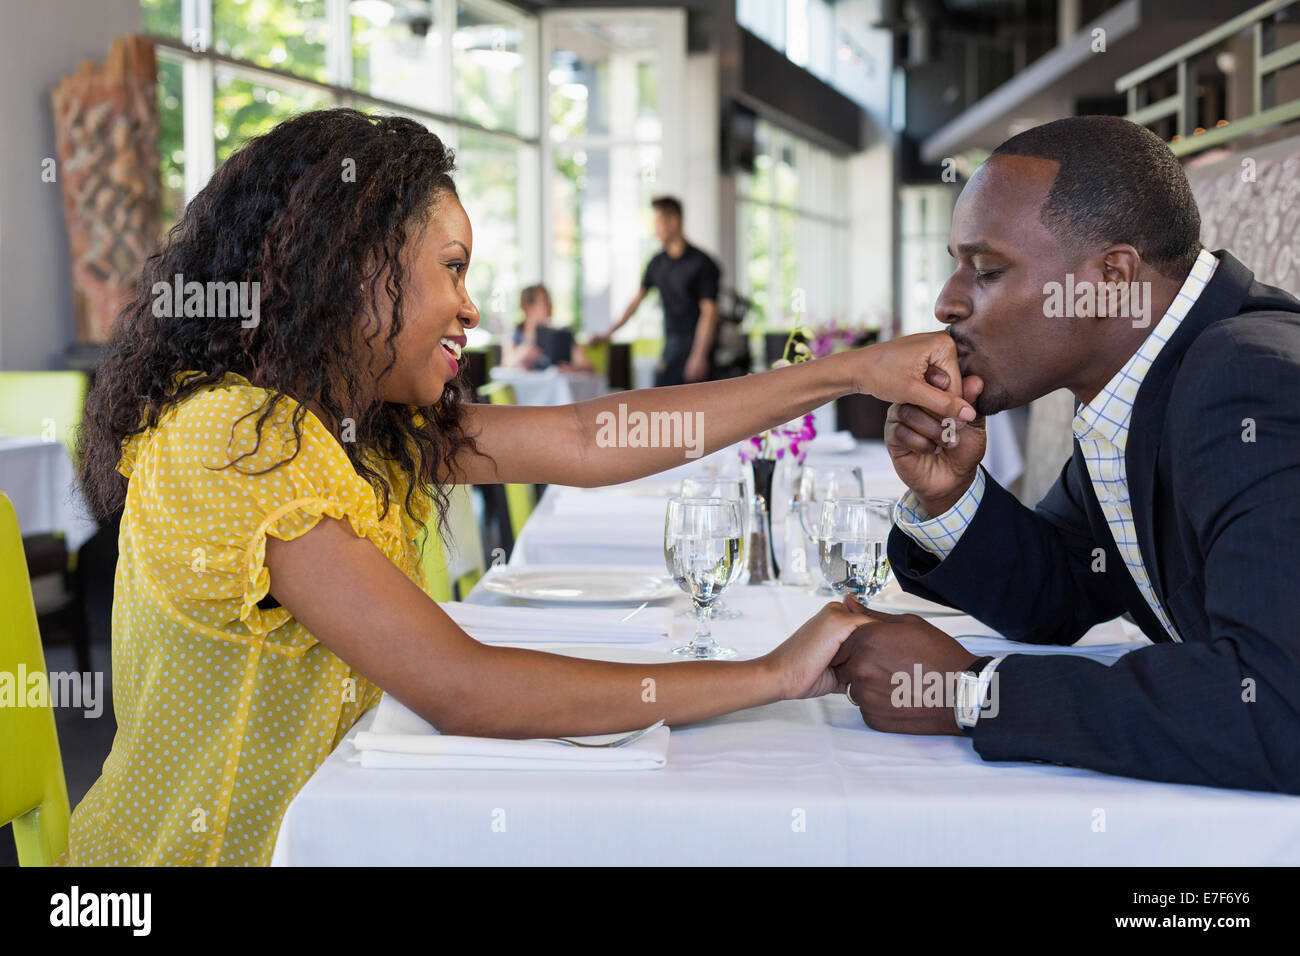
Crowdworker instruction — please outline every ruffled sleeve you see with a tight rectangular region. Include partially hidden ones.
[125,379,412,649]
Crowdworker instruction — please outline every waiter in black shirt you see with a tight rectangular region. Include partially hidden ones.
[597,196,722,386]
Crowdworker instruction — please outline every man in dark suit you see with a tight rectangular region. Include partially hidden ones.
[832,115,1300,793]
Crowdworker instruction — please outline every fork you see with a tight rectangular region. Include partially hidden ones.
[544,719,665,749]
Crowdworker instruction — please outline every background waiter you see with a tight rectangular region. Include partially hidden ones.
[599,196,722,386]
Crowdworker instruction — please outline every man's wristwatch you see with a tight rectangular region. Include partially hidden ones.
[955,655,1002,731]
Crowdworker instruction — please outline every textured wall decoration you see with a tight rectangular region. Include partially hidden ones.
[51,35,162,344]
[1189,134,1300,292]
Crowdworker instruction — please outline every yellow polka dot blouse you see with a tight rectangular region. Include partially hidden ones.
[63,372,433,866]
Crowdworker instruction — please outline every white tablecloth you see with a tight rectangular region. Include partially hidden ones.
[271,438,1300,866]
[0,436,97,550]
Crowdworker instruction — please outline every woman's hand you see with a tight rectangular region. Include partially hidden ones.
[763,596,870,700]
[856,332,976,426]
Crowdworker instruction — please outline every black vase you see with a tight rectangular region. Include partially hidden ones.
[749,457,780,579]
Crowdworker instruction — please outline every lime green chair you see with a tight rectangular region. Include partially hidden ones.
[0,372,90,461]
[475,381,537,540]
[581,339,610,379]
[420,484,486,601]
[0,494,71,866]
[477,379,516,405]
[631,337,664,362]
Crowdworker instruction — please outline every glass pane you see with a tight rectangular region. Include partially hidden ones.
[157,55,185,228]
[807,0,835,82]
[774,137,798,207]
[212,0,330,84]
[747,124,773,203]
[552,143,661,335]
[455,1,525,133]
[213,68,332,166]
[777,208,798,324]
[737,0,785,53]
[741,202,772,328]
[141,0,182,39]
[548,18,659,142]
[455,130,523,338]
[352,0,447,114]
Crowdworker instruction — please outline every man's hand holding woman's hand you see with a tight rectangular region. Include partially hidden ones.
[764,595,873,700]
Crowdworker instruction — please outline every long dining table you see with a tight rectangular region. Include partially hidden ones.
[271,439,1300,866]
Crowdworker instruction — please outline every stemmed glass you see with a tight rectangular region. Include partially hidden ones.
[817,497,894,602]
[795,465,865,595]
[676,477,748,619]
[664,496,744,659]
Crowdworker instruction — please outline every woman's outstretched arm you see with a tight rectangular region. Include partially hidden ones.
[265,517,863,738]
[450,331,974,487]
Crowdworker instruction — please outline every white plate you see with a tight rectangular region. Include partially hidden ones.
[540,645,677,664]
[585,478,681,497]
[480,566,680,605]
[868,584,965,616]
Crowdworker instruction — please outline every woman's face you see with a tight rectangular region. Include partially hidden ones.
[369,192,479,406]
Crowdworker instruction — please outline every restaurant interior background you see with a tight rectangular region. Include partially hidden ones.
[2,0,1299,867]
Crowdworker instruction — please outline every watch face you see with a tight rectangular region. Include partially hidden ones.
[956,672,981,728]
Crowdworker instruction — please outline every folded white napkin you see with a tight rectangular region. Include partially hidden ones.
[439,600,672,644]
[352,693,670,770]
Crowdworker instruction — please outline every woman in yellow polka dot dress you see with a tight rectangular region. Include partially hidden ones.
[66,109,977,865]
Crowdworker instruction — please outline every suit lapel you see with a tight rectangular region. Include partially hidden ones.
[1125,251,1255,612]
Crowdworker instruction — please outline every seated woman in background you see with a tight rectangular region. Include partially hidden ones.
[501,283,593,372]
[67,108,977,866]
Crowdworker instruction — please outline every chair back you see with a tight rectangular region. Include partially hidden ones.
[581,340,611,379]
[0,494,71,866]
[0,372,90,461]
[473,381,536,538]
[420,485,488,601]
[477,380,518,406]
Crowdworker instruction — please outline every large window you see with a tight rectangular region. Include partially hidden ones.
[541,9,685,337]
[736,120,850,332]
[144,0,539,344]
[898,185,958,336]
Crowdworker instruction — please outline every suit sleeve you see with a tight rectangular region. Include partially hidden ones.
[888,457,1129,645]
[971,343,1300,793]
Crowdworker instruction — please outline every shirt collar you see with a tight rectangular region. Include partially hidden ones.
[1073,247,1220,446]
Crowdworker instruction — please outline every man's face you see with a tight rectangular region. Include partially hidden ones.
[654,209,680,244]
[937,155,1091,415]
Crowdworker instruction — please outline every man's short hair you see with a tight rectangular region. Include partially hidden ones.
[651,195,683,221]
[991,115,1202,281]
[520,283,548,310]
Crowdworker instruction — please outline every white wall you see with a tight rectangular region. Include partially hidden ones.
[837,1,897,328]
[0,0,141,370]
[683,50,720,260]
[848,139,895,326]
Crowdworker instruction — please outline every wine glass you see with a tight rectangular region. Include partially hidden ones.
[817,497,894,601]
[796,465,865,595]
[664,496,744,659]
[677,477,748,619]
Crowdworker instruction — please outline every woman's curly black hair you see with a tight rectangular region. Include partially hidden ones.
[78,108,482,539]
